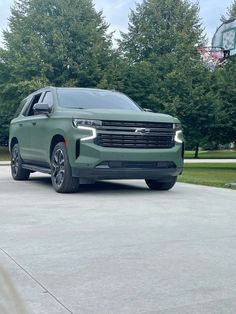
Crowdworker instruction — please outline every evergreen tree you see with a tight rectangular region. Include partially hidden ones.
[217,2,236,145]
[120,0,202,62]
[212,62,236,146]
[0,0,113,144]
[219,64,236,143]
[1,0,112,87]
[222,0,236,20]
[119,0,215,156]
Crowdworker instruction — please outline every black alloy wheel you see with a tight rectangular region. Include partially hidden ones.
[51,148,65,187]
[51,142,80,193]
[11,143,30,180]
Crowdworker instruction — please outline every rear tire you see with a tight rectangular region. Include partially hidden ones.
[51,142,80,193]
[145,176,177,191]
[11,143,30,180]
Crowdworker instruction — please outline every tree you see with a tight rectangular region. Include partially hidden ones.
[1,0,112,87]
[222,0,236,21]
[0,0,113,145]
[119,0,215,157]
[211,63,236,145]
[120,0,203,61]
[217,2,236,146]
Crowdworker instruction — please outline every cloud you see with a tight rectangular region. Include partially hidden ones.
[114,0,127,10]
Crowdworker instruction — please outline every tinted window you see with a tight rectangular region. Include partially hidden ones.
[42,91,53,106]
[14,98,29,118]
[57,89,141,111]
[24,93,42,116]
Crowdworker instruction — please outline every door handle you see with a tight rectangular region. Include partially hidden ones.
[32,122,36,126]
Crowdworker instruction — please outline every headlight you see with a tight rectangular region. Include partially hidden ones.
[72,119,102,128]
[173,123,182,131]
[173,123,183,143]
[72,119,100,141]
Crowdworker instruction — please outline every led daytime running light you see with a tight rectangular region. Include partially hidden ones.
[175,130,183,143]
[77,126,97,141]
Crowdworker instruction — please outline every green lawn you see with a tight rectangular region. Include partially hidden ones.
[0,146,10,161]
[185,150,236,159]
[178,163,236,189]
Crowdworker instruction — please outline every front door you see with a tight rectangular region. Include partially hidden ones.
[19,92,44,162]
[28,91,54,165]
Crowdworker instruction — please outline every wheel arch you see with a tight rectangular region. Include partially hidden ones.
[49,134,66,159]
[10,137,18,152]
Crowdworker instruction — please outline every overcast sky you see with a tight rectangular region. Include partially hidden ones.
[0,0,233,47]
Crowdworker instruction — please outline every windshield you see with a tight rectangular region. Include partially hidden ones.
[57,88,141,111]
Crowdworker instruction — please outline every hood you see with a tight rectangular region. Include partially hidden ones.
[66,109,175,123]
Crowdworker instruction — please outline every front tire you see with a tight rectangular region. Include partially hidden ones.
[145,176,177,191]
[51,142,80,193]
[11,143,30,180]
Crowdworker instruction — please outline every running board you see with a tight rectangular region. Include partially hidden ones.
[22,164,51,174]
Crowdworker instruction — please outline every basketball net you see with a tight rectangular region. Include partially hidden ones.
[197,47,225,71]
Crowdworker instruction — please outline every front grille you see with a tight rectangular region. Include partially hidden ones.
[95,120,175,149]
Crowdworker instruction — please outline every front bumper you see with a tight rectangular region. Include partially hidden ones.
[71,166,182,180]
[68,138,184,180]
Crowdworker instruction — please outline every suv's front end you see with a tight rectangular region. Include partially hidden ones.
[70,118,183,180]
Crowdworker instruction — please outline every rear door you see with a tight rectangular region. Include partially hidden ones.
[11,97,31,160]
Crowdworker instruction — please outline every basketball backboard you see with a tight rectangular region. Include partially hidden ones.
[212,18,236,57]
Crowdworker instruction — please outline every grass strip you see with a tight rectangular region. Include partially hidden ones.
[185,150,236,159]
[0,146,10,161]
[178,163,236,189]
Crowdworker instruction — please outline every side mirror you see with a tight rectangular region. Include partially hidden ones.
[33,103,52,116]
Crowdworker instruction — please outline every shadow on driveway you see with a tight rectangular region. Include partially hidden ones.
[28,175,165,195]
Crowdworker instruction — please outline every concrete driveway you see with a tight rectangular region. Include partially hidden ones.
[0,166,236,314]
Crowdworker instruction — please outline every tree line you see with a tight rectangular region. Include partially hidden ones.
[0,0,235,157]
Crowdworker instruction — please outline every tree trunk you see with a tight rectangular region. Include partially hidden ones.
[194,143,199,158]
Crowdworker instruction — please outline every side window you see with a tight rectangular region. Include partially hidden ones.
[14,98,29,118]
[24,93,42,117]
[42,92,53,106]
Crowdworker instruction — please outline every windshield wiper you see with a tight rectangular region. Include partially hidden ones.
[66,107,86,109]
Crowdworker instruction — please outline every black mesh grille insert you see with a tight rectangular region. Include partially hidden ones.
[95,120,175,149]
[95,134,174,149]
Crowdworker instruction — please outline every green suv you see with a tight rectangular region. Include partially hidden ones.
[9,87,184,193]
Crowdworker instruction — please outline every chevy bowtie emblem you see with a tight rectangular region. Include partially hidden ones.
[135,128,150,135]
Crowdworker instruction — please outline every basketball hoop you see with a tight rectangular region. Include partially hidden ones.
[212,18,236,61]
[199,18,236,70]
[197,46,226,71]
